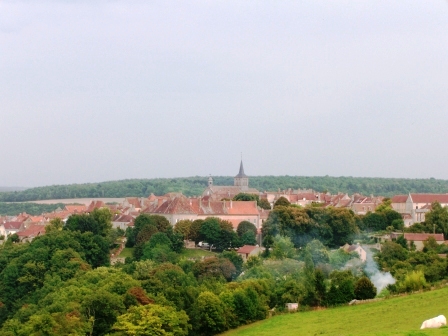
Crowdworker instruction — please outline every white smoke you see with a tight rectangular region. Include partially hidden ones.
[363,245,395,293]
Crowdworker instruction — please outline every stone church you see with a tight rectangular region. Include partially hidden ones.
[202,160,259,200]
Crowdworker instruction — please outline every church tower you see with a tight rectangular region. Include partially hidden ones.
[208,175,213,187]
[234,160,249,190]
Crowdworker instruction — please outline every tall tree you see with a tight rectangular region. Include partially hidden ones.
[425,201,448,238]
[199,217,222,249]
[113,304,190,336]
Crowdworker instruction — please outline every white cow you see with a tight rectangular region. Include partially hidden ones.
[420,315,447,329]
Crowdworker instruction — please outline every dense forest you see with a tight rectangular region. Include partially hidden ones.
[0,203,65,216]
[1,176,448,202]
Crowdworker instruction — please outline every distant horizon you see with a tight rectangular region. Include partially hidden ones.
[1,174,447,191]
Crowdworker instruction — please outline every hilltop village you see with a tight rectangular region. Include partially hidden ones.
[1,164,448,335]
[1,161,447,242]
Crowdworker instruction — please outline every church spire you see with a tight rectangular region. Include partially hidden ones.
[236,160,247,178]
[234,159,249,189]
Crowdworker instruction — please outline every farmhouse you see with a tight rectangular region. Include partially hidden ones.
[237,245,263,261]
[342,243,367,262]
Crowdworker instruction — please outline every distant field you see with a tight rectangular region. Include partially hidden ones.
[221,287,448,336]
[118,248,134,258]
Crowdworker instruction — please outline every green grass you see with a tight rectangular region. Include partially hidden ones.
[118,247,134,258]
[221,287,448,336]
[180,248,217,259]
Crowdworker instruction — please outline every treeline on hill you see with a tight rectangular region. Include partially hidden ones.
[0,202,65,216]
[1,176,448,202]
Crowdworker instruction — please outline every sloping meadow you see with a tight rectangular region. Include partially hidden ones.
[221,286,448,336]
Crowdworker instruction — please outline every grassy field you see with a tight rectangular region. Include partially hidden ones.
[221,287,448,336]
[118,247,134,258]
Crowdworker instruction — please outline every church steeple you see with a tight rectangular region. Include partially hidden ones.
[236,160,247,178]
[234,159,249,189]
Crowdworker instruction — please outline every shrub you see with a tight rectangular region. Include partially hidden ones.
[354,276,377,300]
[397,270,428,293]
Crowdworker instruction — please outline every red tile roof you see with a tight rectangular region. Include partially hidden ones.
[44,211,71,220]
[3,222,22,230]
[113,214,134,223]
[17,224,46,238]
[153,195,197,215]
[237,245,259,254]
[391,195,408,203]
[403,233,444,242]
[410,194,448,204]
[86,200,106,212]
[125,197,141,209]
[65,205,86,213]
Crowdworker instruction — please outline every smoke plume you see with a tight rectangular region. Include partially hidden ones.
[363,245,395,293]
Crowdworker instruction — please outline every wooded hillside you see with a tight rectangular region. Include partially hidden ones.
[1,176,448,202]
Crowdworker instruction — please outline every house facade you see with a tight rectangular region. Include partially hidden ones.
[392,194,448,226]
[391,232,445,251]
[148,193,261,230]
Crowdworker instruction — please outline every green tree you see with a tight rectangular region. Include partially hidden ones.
[271,236,295,260]
[190,291,227,335]
[423,236,439,253]
[64,208,112,237]
[377,241,408,269]
[192,257,237,282]
[354,276,376,300]
[189,219,204,244]
[325,270,355,305]
[233,193,259,202]
[220,251,244,279]
[236,221,257,238]
[240,231,257,246]
[362,212,387,232]
[174,220,192,240]
[327,208,358,247]
[395,235,408,249]
[112,304,190,336]
[216,220,239,251]
[45,218,64,233]
[199,217,221,249]
[305,239,330,265]
[274,197,290,208]
[258,198,271,210]
[262,206,316,248]
[425,201,448,239]
[314,269,327,306]
[375,198,392,214]
[384,209,403,228]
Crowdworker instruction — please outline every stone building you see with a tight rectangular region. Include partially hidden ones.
[202,160,259,201]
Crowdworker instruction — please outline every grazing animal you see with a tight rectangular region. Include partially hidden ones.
[420,315,447,329]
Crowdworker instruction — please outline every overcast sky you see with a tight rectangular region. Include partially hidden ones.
[1,1,448,187]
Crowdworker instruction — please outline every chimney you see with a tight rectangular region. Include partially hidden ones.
[230,200,233,208]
